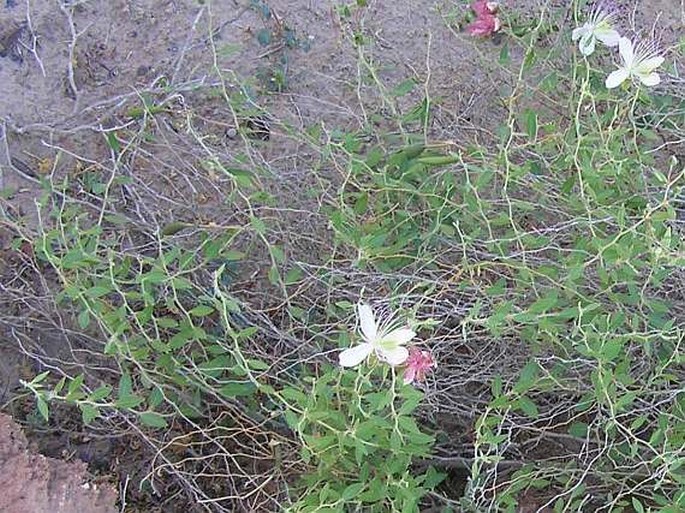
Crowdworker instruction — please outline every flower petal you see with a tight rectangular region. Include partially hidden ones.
[357,303,377,342]
[605,68,629,89]
[595,28,620,47]
[467,16,497,37]
[403,366,417,385]
[378,345,409,366]
[485,1,499,13]
[637,72,660,87]
[572,25,588,42]
[471,0,490,17]
[618,37,634,66]
[579,32,596,56]
[380,328,416,347]
[635,56,664,75]
[339,343,373,367]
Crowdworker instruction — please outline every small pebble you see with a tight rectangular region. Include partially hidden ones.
[225,127,238,139]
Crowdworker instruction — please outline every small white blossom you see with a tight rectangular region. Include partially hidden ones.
[338,303,415,368]
[572,5,620,56]
[606,37,664,88]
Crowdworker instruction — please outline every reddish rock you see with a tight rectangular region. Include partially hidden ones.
[0,413,118,513]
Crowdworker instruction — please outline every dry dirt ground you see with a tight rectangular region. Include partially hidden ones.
[0,0,683,511]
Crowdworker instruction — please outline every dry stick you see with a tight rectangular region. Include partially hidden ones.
[23,0,46,77]
[170,5,207,85]
[5,76,222,136]
[58,0,92,107]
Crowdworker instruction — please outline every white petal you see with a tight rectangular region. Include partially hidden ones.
[618,37,634,66]
[579,33,596,56]
[637,72,660,87]
[357,303,377,342]
[605,68,629,89]
[339,343,373,367]
[378,345,409,366]
[380,328,416,347]
[596,28,620,47]
[635,56,664,74]
[572,25,588,42]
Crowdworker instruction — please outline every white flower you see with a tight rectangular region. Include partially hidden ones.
[338,303,415,368]
[605,37,665,88]
[572,6,620,56]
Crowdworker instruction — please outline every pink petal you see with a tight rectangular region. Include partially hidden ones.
[471,0,490,17]
[403,347,436,385]
[467,15,498,37]
[403,366,417,385]
[485,1,499,13]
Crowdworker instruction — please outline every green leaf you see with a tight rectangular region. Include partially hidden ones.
[568,422,588,438]
[267,265,280,285]
[391,79,415,97]
[632,497,645,513]
[257,28,272,46]
[118,373,133,398]
[86,286,111,298]
[80,404,100,425]
[499,41,510,64]
[517,396,539,418]
[527,290,557,314]
[250,216,267,235]
[223,250,245,261]
[359,478,386,502]
[342,482,365,501]
[247,358,269,371]
[514,361,540,394]
[88,385,112,402]
[31,371,50,385]
[281,387,308,405]
[190,305,215,317]
[53,377,66,395]
[139,412,168,428]
[219,382,256,397]
[77,309,90,329]
[285,267,303,284]
[353,191,369,215]
[148,387,164,409]
[523,48,536,69]
[422,467,445,489]
[156,317,179,329]
[224,168,254,188]
[68,374,85,396]
[115,394,144,409]
[491,376,503,397]
[522,108,538,140]
[161,221,190,236]
[169,326,195,349]
[601,339,624,362]
[37,396,49,421]
[270,245,285,264]
[105,132,121,154]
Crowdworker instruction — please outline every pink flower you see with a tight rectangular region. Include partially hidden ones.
[403,347,436,385]
[467,0,501,37]
[471,0,499,17]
